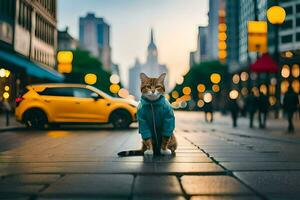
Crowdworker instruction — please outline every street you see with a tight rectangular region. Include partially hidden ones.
[0,112,300,200]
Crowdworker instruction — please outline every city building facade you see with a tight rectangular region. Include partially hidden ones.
[79,13,111,71]
[0,0,62,107]
[128,29,169,99]
[58,27,78,51]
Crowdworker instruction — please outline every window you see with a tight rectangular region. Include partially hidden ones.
[284,6,293,15]
[281,35,293,44]
[73,88,94,98]
[38,87,73,97]
[296,17,300,27]
[296,33,300,42]
[296,4,300,13]
[281,19,293,30]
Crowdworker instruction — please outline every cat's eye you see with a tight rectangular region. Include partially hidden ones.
[146,85,151,89]
[156,85,162,89]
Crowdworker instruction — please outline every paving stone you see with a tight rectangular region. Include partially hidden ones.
[42,174,133,197]
[234,171,300,196]
[133,196,186,200]
[221,162,300,171]
[38,198,125,200]
[133,175,182,195]
[0,185,44,194]
[190,196,261,200]
[155,163,224,173]
[212,156,288,162]
[0,196,30,200]
[2,174,61,184]
[181,176,253,195]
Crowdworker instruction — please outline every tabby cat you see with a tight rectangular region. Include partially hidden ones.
[118,73,177,157]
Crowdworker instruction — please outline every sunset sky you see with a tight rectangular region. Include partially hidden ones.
[58,0,209,88]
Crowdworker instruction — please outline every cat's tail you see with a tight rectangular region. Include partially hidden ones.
[117,150,143,157]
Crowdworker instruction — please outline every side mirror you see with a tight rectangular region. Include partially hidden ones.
[91,92,101,100]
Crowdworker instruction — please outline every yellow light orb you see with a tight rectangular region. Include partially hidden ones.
[204,92,213,103]
[281,65,290,78]
[284,51,293,58]
[232,74,240,84]
[212,84,220,92]
[218,32,227,41]
[269,85,276,95]
[110,84,120,94]
[171,91,179,99]
[252,87,259,96]
[218,41,227,50]
[0,68,5,77]
[118,88,129,98]
[281,80,289,94]
[197,84,206,92]
[110,74,120,84]
[218,23,227,32]
[182,87,191,95]
[165,94,170,100]
[219,50,227,59]
[57,51,73,64]
[240,72,249,81]
[176,76,184,85]
[292,64,299,78]
[259,84,267,95]
[292,80,300,93]
[210,73,221,84]
[197,100,205,108]
[229,89,239,100]
[5,70,10,77]
[267,6,286,25]
[4,86,9,91]
[3,92,9,99]
[84,73,97,85]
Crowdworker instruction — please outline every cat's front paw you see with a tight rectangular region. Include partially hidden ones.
[160,149,172,156]
[144,149,154,156]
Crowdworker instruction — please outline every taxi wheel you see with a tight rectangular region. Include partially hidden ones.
[110,110,131,129]
[24,109,48,129]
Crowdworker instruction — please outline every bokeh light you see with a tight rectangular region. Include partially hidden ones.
[118,88,129,98]
[110,74,120,84]
[171,91,179,99]
[110,84,120,94]
[176,76,184,85]
[281,65,290,78]
[229,89,239,100]
[292,80,300,93]
[197,84,206,92]
[240,72,249,81]
[204,92,213,103]
[281,80,289,94]
[232,74,240,84]
[182,87,191,95]
[84,73,97,85]
[197,100,205,108]
[212,84,220,92]
[292,64,299,78]
[210,73,221,84]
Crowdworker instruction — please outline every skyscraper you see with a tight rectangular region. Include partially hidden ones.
[128,29,169,99]
[79,13,111,71]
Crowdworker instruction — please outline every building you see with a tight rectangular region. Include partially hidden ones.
[189,26,208,67]
[225,0,240,72]
[128,29,169,99]
[79,13,111,71]
[0,0,63,107]
[58,27,78,51]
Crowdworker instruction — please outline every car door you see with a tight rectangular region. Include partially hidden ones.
[39,87,79,122]
[72,87,108,122]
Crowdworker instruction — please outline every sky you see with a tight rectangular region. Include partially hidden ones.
[58,0,209,88]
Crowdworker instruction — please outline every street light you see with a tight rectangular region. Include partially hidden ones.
[267,6,286,25]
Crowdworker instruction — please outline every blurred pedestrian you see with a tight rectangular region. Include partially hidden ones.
[1,99,11,126]
[283,86,299,133]
[203,102,213,123]
[258,92,269,129]
[245,91,258,128]
[228,98,239,127]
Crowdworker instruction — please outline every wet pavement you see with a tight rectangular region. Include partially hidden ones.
[0,112,300,199]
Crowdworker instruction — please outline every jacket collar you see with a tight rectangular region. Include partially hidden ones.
[141,95,165,105]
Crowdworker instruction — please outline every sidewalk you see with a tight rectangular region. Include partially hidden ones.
[0,113,24,132]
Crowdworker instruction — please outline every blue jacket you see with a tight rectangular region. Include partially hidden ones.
[137,96,175,140]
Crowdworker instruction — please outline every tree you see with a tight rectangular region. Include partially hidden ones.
[64,49,112,94]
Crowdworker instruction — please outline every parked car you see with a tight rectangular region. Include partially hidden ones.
[15,84,137,129]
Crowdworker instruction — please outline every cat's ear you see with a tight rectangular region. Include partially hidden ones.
[140,73,149,82]
[157,73,166,84]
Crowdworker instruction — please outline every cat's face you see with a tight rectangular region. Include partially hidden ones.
[140,73,166,101]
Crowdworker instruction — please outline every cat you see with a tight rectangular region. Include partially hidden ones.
[118,73,177,157]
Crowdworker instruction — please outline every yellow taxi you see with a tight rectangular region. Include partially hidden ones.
[15,84,137,129]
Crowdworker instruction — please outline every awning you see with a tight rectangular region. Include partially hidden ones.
[0,50,64,82]
[250,53,278,73]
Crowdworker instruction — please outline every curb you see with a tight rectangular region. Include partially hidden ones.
[0,126,26,133]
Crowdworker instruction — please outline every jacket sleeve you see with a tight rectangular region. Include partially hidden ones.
[137,105,152,140]
[162,102,175,137]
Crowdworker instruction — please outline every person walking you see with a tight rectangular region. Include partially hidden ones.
[258,92,269,129]
[228,98,239,127]
[245,91,258,128]
[283,86,299,133]
[203,101,213,123]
